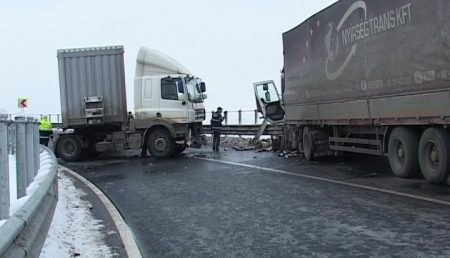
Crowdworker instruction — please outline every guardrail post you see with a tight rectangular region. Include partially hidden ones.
[34,119,40,174]
[224,111,228,125]
[0,114,9,220]
[238,110,242,125]
[8,122,15,155]
[57,114,61,123]
[26,117,35,186]
[15,117,27,198]
[254,110,258,124]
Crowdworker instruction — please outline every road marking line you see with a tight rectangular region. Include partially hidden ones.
[196,158,450,207]
[234,171,256,175]
[59,166,142,258]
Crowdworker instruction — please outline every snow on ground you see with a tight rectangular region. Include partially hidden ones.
[9,154,17,202]
[40,171,115,258]
[0,126,116,257]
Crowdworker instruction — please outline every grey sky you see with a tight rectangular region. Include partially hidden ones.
[0,0,336,115]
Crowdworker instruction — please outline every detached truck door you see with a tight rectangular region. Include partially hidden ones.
[254,80,285,123]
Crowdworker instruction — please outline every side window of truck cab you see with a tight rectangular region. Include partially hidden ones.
[161,78,182,100]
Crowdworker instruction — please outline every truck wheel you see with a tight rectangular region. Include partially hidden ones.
[418,128,450,184]
[388,127,420,178]
[56,134,82,162]
[147,129,174,158]
[303,127,315,161]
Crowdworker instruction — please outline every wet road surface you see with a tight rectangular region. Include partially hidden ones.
[62,149,450,257]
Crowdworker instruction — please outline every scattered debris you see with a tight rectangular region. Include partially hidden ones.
[277,150,300,158]
[233,146,255,151]
[202,135,286,154]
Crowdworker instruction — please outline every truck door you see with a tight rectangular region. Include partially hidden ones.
[253,80,285,123]
[159,77,189,123]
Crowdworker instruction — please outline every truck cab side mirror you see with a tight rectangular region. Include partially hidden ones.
[200,82,206,92]
[176,81,184,93]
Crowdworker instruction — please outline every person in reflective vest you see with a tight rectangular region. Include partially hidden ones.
[39,116,52,146]
[211,107,224,151]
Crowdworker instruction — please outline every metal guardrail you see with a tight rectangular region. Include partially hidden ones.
[202,124,283,136]
[205,110,264,125]
[0,115,58,258]
[37,111,284,136]
[36,110,264,127]
[33,111,283,140]
[7,114,62,125]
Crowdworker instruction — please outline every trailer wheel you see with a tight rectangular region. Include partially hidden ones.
[418,128,450,184]
[388,127,420,178]
[303,127,315,161]
[56,134,82,162]
[147,129,174,158]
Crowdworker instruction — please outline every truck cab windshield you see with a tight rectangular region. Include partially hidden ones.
[185,77,204,103]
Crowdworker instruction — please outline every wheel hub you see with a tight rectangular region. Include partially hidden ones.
[154,137,167,152]
[397,147,404,159]
[425,141,439,171]
[64,142,75,153]
[430,145,439,164]
[396,141,405,162]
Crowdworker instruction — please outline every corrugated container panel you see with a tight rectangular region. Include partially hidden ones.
[283,0,450,107]
[57,46,127,128]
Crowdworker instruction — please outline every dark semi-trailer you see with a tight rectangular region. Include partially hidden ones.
[256,0,450,184]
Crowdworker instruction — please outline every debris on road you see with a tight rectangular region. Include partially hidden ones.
[277,150,301,158]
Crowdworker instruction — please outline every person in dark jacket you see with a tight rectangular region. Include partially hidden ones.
[211,107,224,151]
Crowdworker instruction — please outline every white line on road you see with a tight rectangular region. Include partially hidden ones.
[196,157,450,207]
[59,166,143,258]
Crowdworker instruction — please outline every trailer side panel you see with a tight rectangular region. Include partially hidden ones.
[283,0,450,124]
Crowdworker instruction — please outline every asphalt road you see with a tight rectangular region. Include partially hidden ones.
[62,149,450,257]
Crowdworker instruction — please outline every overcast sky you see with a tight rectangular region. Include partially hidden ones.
[0,0,336,115]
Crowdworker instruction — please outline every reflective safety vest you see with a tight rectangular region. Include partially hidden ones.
[39,117,52,131]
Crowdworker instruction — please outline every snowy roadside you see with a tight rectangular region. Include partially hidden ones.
[40,171,117,258]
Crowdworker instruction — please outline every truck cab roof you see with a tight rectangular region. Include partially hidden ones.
[135,47,191,77]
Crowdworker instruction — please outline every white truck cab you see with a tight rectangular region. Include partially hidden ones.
[134,47,207,157]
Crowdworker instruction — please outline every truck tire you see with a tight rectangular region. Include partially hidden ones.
[303,127,315,161]
[147,129,175,158]
[388,127,420,178]
[418,128,450,184]
[56,134,82,162]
